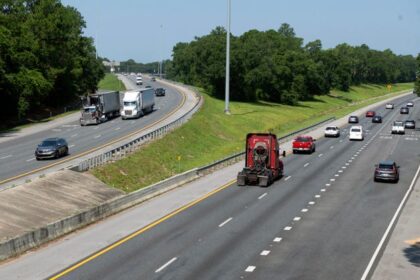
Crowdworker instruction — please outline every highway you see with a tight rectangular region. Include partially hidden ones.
[0,76,183,185]
[49,93,419,280]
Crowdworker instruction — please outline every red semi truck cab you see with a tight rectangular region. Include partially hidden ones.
[237,133,285,187]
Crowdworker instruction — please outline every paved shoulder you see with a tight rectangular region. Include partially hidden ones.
[372,167,420,279]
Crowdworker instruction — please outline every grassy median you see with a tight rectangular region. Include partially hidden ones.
[92,83,413,193]
[98,73,126,91]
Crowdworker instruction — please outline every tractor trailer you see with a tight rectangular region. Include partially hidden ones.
[121,88,155,119]
[80,91,121,126]
[237,133,285,187]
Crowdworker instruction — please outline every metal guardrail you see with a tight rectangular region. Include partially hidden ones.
[76,83,203,172]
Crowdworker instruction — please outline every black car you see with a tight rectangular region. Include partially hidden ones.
[35,138,69,160]
[155,88,166,96]
[400,107,409,114]
[374,160,399,183]
[372,115,382,123]
[348,116,359,123]
[405,120,416,129]
[145,85,153,89]
[151,77,156,82]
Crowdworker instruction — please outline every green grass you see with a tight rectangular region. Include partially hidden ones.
[91,83,413,193]
[98,73,126,91]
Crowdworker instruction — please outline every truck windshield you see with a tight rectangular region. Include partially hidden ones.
[84,107,96,113]
[124,101,136,106]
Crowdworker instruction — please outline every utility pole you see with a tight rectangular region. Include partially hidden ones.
[224,0,231,114]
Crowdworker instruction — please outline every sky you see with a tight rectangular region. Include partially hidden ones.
[61,0,420,63]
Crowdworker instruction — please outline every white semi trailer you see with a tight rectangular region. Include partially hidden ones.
[121,88,155,119]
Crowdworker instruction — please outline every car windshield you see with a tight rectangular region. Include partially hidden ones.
[326,127,337,130]
[296,137,310,142]
[124,101,136,106]
[351,128,361,132]
[350,117,357,120]
[394,122,403,126]
[378,164,393,170]
[40,140,57,146]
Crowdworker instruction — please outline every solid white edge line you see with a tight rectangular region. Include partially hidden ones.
[155,257,178,273]
[218,217,233,228]
[360,163,420,280]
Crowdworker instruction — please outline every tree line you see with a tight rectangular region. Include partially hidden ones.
[0,0,104,121]
[167,24,417,104]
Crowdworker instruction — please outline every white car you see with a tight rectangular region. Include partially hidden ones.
[385,103,394,109]
[391,121,405,134]
[406,101,414,107]
[349,126,364,141]
[324,126,340,137]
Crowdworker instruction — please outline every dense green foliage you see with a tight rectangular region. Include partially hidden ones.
[0,0,104,120]
[168,24,416,104]
[415,54,420,96]
[117,59,169,75]
[98,73,125,91]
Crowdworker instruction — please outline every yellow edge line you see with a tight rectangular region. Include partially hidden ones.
[49,179,236,279]
[0,86,187,186]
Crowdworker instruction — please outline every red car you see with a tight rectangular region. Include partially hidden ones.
[292,136,316,154]
[366,111,376,117]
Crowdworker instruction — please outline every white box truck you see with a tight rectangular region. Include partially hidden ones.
[80,91,121,126]
[121,88,155,119]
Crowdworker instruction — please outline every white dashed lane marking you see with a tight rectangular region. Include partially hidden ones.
[284,226,292,231]
[26,158,36,162]
[318,154,323,157]
[285,176,292,181]
[218,217,233,228]
[293,217,301,221]
[301,208,308,212]
[0,155,12,160]
[155,257,177,273]
[304,163,310,167]
[258,193,267,200]
[245,266,256,273]
[94,134,102,139]
[273,237,282,242]
[260,250,271,256]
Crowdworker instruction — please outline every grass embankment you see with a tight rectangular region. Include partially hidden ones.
[98,73,126,91]
[92,83,413,193]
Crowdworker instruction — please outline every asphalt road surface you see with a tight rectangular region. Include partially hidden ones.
[52,94,420,280]
[0,76,183,184]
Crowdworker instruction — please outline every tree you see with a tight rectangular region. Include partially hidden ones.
[415,54,420,96]
[0,0,104,120]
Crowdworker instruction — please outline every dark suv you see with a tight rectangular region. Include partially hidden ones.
[35,138,69,160]
[374,160,399,183]
[155,88,166,96]
[348,116,359,123]
[400,107,409,114]
[404,120,416,129]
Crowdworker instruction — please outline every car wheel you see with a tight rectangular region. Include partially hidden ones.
[374,177,378,182]
[55,151,60,159]
[64,147,69,156]
[293,150,296,154]
[36,157,40,161]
